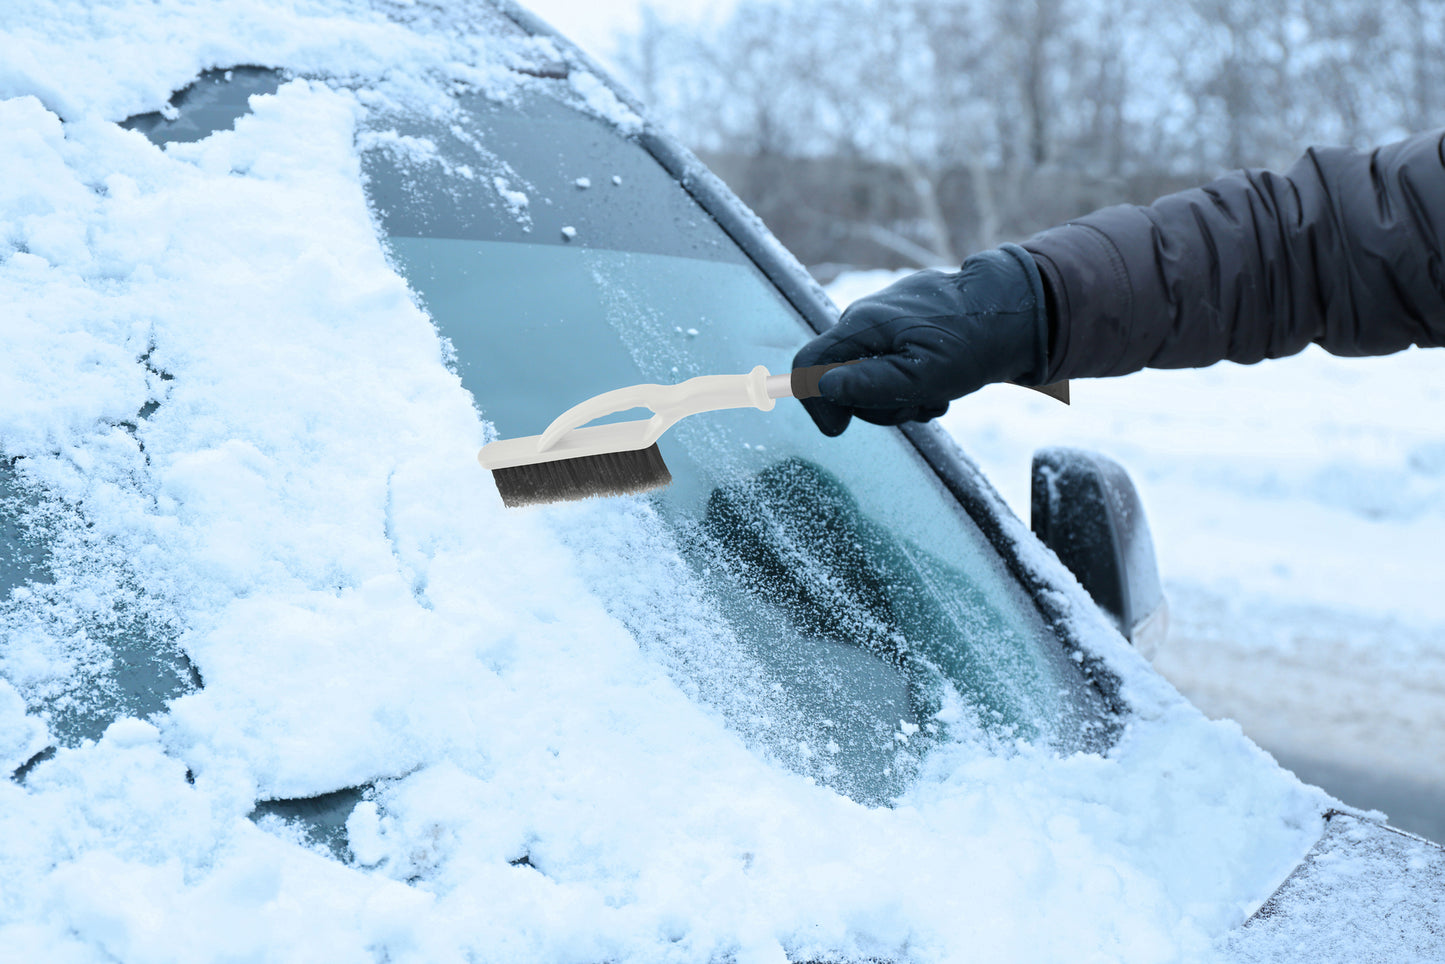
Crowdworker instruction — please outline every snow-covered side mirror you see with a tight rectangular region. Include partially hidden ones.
[1031,448,1167,659]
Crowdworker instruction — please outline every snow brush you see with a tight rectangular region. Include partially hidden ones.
[477,364,1069,508]
[477,363,858,507]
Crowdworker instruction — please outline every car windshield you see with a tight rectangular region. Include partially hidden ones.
[363,82,1110,804]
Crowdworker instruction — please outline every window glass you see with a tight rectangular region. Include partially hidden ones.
[0,462,49,599]
[0,70,262,754]
[364,85,1110,803]
[0,460,197,747]
[122,67,283,145]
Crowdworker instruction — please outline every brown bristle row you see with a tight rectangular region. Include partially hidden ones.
[489,444,672,508]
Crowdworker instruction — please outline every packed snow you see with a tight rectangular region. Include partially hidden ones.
[0,3,1369,962]
[1218,813,1445,962]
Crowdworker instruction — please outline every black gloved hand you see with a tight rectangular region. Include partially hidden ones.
[793,243,1049,436]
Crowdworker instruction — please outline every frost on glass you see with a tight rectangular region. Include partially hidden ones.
[364,70,1111,805]
[0,459,198,752]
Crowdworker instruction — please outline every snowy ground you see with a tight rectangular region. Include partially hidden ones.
[831,269,1445,843]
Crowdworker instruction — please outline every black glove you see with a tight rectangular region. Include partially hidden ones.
[793,243,1049,436]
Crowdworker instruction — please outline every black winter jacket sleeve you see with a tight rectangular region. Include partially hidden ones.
[1021,129,1445,382]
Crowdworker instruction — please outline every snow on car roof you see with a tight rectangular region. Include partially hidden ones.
[0,2,1336,961]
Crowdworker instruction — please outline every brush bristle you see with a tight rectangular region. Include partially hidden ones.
[490,443,672,507]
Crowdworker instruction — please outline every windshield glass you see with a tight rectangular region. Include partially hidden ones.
[363,83,1110,804]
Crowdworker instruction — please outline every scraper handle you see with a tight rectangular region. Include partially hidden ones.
[778,360,1069,405]
[788,361,860,399]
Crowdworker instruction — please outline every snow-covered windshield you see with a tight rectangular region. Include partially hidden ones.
[0,3,1340,961]
[361,82,1110,802]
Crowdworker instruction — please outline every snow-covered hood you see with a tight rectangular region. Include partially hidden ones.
[0,2,1336,962]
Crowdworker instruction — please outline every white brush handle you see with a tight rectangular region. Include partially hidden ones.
[477,362,866,472]
[537,365,775,453]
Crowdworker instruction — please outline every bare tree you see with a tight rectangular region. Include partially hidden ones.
[612,0,1439,271]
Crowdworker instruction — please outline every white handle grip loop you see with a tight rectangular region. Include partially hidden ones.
[537,365,775,453]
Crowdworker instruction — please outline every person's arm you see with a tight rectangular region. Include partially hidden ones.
[794,130,1445,436]
[1024,128,1445,381]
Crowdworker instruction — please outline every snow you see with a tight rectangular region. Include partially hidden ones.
[0,677,48,773]
[568,69,644,134]
[829,267,1445,842]
[0,3,1359,962]
[1217,814,1445,961]
[494,176,532,219]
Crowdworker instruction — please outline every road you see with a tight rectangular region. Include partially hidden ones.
[1155,586,1445,842]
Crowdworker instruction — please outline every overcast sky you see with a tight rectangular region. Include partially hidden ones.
[522,0,731,68]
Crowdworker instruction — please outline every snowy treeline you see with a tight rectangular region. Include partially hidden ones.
[615,0,1445,269]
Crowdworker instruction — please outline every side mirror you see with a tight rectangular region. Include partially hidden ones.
[1030,447,1167,658]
